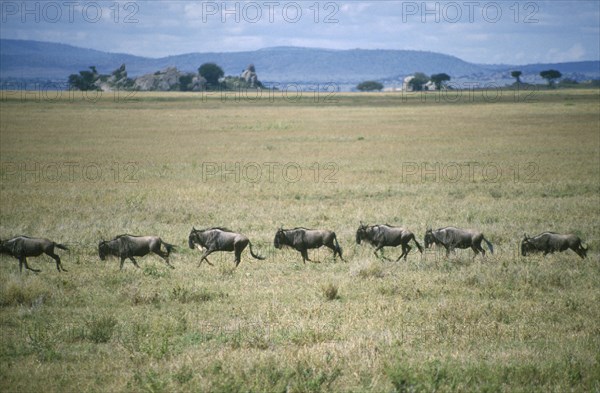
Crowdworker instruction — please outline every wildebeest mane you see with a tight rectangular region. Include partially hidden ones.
[194,227,234,233]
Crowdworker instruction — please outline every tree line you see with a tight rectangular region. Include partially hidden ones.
[358,69,568,92]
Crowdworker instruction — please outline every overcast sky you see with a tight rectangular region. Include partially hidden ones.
[1,1,599,64]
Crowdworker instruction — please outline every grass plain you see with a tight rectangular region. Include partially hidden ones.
[0,88,599,392]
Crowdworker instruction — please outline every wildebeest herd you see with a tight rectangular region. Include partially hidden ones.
[0,224,589,273]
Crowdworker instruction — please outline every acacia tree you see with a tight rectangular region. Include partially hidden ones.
[430,73,451,89]
[511,70,522,85]
[68,66,100,91]
[408,72,429,91]
[540,69,562,88]
[198,63,224,88]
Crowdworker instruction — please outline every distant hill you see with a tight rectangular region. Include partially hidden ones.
[1,39,598,90]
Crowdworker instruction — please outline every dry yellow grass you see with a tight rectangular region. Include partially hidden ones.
[0,89,599,392]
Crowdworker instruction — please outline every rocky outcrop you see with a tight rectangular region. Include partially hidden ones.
[96,64,134,91]
[133,67,206,91]
[240,64,259,88]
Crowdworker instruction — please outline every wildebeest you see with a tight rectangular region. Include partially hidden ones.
[188,227,265,267]
[521,232,587,259]
[356,223,423,261]
[273,227,344,263]
[424,226,493,258]
[98,234,176,270]
[0,236,68,272]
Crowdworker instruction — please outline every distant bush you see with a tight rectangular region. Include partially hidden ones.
[198,62,224,89]
[68,66,100,91]
[357,80,384,92]
[321,282,340,300]
[87,315,118,343]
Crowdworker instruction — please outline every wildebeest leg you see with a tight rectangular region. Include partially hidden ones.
[154,249,175,269]
[129,257,141,268]
[120,257,126,270]
[324,238,343,261]
[48,252,67,272]
[161,256,175,269]
[471,246,480,259]
[479,246,486,258]
[397,244,412,261]
[198,249,216,267]
[396,246,406,261]
[20,256,41,273]
[374,246,390,261]
[300,249,311,263]
[444,245,451,258]
[234,243,245,267]
[194,245,214,266]
[325,243,337,260]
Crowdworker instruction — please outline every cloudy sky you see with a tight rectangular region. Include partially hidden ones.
[1,1,599,64]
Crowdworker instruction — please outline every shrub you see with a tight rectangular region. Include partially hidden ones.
[87,315,118,343]
[322,283,340,301]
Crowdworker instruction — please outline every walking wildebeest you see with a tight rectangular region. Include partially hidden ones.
[273,227,344,263]
[355,223,423,261]
[521,232,588,259]
[424,227,493,258]
[0,236,68,272]
[98,234,176,270]
[188,227,265,267]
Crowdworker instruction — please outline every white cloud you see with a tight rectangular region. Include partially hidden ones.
[546,43,586,63]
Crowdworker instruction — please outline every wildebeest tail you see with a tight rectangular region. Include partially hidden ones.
[164,242,176,256]
[248,242,265,260]
[55,243,69,251]
[412,236,424,253]
[483,237,494,254]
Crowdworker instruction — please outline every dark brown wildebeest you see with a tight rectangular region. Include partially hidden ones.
[424,226,493,258]
[188,227,265,267]
[521,232,588,259]
[98,234,176,270]
[273,227,344,263]
[0,236,68,272]
[356,223,423,261]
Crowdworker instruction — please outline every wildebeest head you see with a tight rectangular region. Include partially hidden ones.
[188,227,200,249]
[0,239,11,255]
[273,228,285,249]
[521,233,539,257]
[581,243,588,258]
[521,233,535,256]
[98,240,109,261]
[423,229,435,248]
[355,223,369,244]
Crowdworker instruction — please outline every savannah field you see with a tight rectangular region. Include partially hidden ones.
[0,88,599,392]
